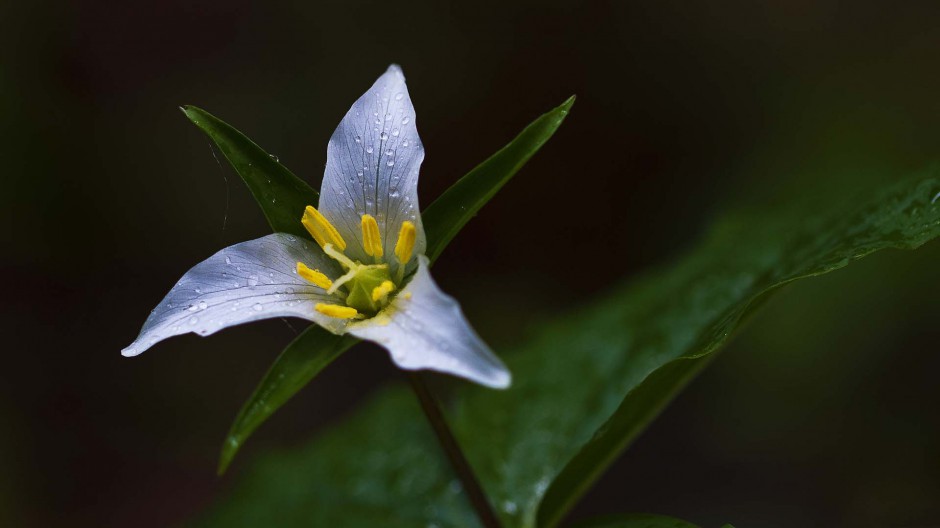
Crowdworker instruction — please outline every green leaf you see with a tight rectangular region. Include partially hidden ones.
[422,95,575,263]
[181,106,318,238]
[217,328,353,475]
[199,97,575,472]
[196,170,940,527]
[568,513,701,528]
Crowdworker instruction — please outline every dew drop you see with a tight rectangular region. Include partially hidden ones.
[269,154,279,162]
[387,160,395,167]
[394,92,404,101]
[354,135,362,143]
[385,149,393,156]
[253,303,264,311]
[366,146,374,154]
[224,256,232,265]
[380,132,388,140]
[248,275,260,288]
[187,304,198,312]
[392,128,400,136]
[402,140,410,147]
[401,117,410,125]
[188,316,199,325]
[198,301,208,310]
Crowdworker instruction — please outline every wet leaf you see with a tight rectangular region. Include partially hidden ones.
[197,170,939,527]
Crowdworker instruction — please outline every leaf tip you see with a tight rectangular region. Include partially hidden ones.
[217,435,240,476]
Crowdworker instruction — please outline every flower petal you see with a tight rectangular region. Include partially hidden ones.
[319,65,427,275]
[122,233,347,357]
[346,256,511,389]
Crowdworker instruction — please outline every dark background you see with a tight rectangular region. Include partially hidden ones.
[2,1,938,526]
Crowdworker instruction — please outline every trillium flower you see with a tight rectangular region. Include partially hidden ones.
[122,66,511,389]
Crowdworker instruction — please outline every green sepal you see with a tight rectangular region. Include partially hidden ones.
[181,106,318,239]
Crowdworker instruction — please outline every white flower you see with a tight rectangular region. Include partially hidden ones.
[122,65,510,389]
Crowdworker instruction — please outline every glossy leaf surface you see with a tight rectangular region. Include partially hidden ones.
[198,170,940,527]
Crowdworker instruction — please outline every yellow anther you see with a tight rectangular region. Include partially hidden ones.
[315,303,359,319]
[394,221,416,264]
[371,280,396,302]
[360,214,383,257]
[302,206,346,251]
[296,262,332,290]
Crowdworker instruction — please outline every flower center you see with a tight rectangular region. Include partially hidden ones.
[296,205,416,319]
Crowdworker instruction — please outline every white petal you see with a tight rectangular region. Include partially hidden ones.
[122,233,348,357]
[318,65,427,275]
[346,256,511,389]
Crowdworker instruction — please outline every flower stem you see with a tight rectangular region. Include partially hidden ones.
[406,372,503,528]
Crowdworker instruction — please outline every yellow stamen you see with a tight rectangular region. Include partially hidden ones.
[360,214,383,257]
[302,206,346,251]
[315,303,359,319]
[322,243,356,270]
[394,221,416,264]
[296,262,332,289]
[371,280,396,302]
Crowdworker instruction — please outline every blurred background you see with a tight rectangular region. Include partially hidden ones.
[1,0,938,526]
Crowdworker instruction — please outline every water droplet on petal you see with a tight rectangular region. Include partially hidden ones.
[394,92,404,101]
[248,275,259,288]
[253,303,264,311]
[188,304,198,312]
[198,301,207,310]
[188,316,199,325]
[401,117,410,125]
[224,256,232,265]
[269,154,279,162]
[380,132,388,140]
[392,128,400,136]
[366,146,374,154]
[387,160,395,167]
[354,135,361,143]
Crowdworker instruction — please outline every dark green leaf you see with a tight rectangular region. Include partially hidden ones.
[181,106,318,238]
[422,95,575,263]
[197,170,940,527]
[217,328,353,475]
[199,97,575,472]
